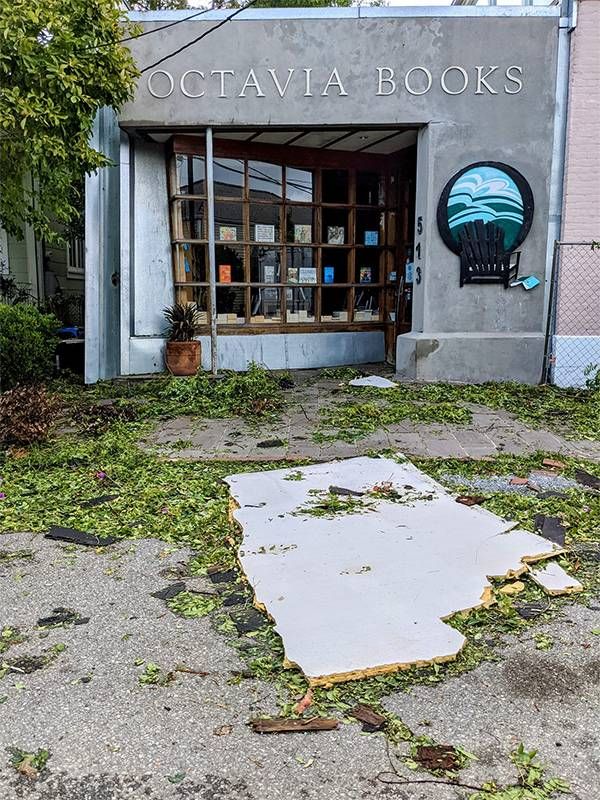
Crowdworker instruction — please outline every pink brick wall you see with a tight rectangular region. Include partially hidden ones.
[557,0,600,335]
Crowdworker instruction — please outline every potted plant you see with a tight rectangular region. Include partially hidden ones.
[163,303,202,376]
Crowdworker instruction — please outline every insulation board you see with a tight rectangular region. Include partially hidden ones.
[225,457,564,685]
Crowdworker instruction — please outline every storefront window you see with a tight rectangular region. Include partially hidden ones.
[169,145,406,329]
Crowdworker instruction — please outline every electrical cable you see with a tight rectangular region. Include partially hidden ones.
[139,0,259,74]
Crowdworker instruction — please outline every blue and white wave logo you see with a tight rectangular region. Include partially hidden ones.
[447,166,524,251]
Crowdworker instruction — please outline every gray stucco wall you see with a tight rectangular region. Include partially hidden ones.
[87,8,562,381]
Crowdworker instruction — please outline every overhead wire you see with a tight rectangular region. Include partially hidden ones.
[139,0,259,74]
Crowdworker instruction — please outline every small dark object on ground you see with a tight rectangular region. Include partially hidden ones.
[208,569,237,584]
[80,494,119,508]
[257,439,286,448]
[231,609,266,634]
[574,469,600,491]
[351,704,387,732]
[455,495,486,507]
[534,514,566,547]
[174,666,210,676]
[329,486,365,497]
[45,526,116,547]
[279,376,295,389]
[514,601,550,620]
[415,744,461,773]
[37,607,89,627]
[6,655,48,674]
[250,717,339,733]
[151,582,186,601]
[538,491,568,500]
[223,593,246,607]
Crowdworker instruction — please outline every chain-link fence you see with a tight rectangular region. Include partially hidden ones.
[545,241,600,387]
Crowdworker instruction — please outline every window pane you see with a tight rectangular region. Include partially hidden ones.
[286,247,316,284]
[357,171,385,206]
[286,287,315,323]
[357,209,384,245]
[251,246,281,283]
[249,161,283,201]
[216,244,245,282]
[174,243,207,282]
[286,167,314,202]
[356,249,383,284]
[322,169,348,204]
[214,158,244,198]
[322,248,349,283]
[251,287,281,323]
[217,286,245,324]
[321,288,349,322]
[175,286,208,323]
[215,201,243,242]
[322,208,349,244]
[250,204,280,242]
[354,287,381,321]
[179,200,206,240]
[286,206,315,243]
[175,155,206,195]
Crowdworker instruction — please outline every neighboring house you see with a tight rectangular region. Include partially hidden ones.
[0,211,85,325]
[551,0,600,387]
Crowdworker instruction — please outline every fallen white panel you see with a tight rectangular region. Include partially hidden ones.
[528,561,583,596]
[349,375,397,388]
[225,457,562,685]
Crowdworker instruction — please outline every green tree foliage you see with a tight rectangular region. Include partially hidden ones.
[0,0,139,241]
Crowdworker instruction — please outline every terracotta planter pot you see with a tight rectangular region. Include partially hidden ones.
[165,341,201,376]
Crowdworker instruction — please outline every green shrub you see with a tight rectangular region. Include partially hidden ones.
[0,303,60,390]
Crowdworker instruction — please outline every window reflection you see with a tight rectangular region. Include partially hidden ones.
[214,159,244,198]
[249,161,283,201]
[286,167,313,202]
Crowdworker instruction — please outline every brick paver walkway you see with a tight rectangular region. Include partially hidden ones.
[141,370,600,462]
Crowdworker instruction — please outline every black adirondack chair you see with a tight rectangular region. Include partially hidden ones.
[457,220,520,289]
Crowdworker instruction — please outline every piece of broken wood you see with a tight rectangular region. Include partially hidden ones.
[250,717,338,734]
[455,495,485,507]
[509,477,529,486]
[350,704,387,731]
[414,744,461,773]
[542,459,565,470]
[293,688,314,715]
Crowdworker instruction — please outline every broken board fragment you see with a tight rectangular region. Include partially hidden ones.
[226,457,563,686]
[528,562,583,596]
[250,717,338,734]
[348,375,397,389]
[574,469,600,491]
[351,704,387,732]
[45,526,116,547]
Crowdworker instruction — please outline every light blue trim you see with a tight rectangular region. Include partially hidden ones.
[128,6,560,23]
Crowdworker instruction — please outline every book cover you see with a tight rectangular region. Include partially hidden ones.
[327,226,345,245]
[287,268,298,284]
[323,265,335,284]
[294,224,312,244]
[219,226,237,241]
[364,230,379,246]
[219,264,232,283]
[255,224,275,243]
[299,267,317,284]
[359,267,372,283]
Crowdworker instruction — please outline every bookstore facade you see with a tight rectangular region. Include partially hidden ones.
[86,6,564,383]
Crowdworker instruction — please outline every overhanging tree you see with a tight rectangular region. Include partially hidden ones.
[0,0,139,241]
